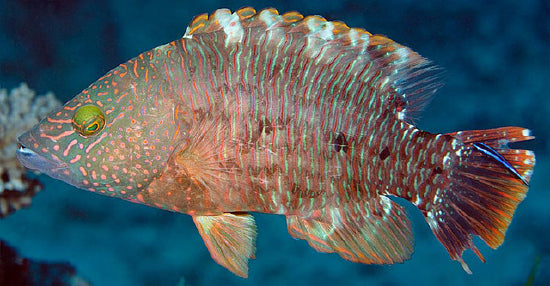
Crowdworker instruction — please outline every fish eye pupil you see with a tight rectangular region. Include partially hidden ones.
[72,105,105,137]
[87,122,98,131]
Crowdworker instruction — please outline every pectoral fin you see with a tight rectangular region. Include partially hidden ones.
[193,213,257,278]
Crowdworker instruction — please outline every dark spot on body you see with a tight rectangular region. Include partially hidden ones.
[333,133,348,153]
[434,166,442,174]
[258,120,264,135]
[258,118,272,135]
[1,170,9,182]
[379,147,390,160]
[291,186,322,198]
[276,117,289,130]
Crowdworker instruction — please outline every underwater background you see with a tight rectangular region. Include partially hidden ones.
[0,0,548,285]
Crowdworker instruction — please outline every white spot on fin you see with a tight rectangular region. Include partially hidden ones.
[395,47,409,64]
[215,11,244,46]
[259,9,281,29]
[182,27,193,39]
[330,207,343,229]
[427,210,437,230]
[443,153,451,167]
[397,110,406,120]
[307,19,334,41]
[380,196,393,215]
[412,194,422,205]
[349,28,359,46]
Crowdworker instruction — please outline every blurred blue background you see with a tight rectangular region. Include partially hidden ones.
[0,0,548,285]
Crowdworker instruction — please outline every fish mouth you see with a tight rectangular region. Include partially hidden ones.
[16,128,68,173]
[16,143,68,172]
[16,128,86,189]
[16,141,86,189]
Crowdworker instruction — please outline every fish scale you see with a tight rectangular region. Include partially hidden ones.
[16,7,535,278]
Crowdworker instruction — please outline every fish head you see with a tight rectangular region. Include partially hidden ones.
[17,64,181,199]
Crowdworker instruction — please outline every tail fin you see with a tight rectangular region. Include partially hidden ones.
[422,127,535,273]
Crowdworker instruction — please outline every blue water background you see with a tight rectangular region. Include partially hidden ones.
[0,0,548,285]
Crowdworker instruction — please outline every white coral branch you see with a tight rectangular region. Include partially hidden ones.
[0,83,61,217]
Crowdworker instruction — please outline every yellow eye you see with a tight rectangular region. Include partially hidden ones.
[72,105,106,136]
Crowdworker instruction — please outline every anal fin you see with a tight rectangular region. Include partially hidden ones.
[193,213,257,278]
[287,196,414,264]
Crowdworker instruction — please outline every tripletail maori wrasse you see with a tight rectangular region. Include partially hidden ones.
[16,7,535,277]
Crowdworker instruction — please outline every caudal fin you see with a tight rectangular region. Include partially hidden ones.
[422,127,535,273]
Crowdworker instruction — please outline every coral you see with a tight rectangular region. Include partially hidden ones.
[0,240,91,285]
[0,83,61,217]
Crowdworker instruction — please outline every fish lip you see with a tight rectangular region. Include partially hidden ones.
[16,141,68,172]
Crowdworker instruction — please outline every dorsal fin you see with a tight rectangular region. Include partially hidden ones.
[183,7,440,122]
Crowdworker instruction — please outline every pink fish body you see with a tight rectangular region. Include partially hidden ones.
[16,7,535,278]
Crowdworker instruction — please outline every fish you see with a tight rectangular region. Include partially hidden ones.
[16,7,535,278]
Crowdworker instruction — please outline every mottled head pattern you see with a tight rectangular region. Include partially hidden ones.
[17,55,182,200]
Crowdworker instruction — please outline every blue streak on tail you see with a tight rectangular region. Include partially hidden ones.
[472,142,529,186]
